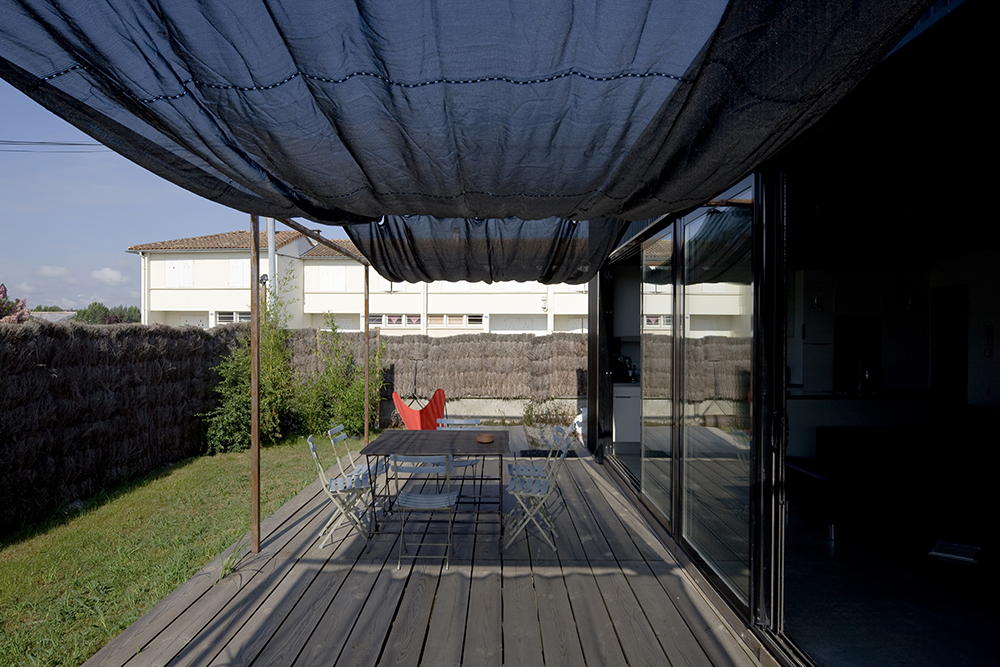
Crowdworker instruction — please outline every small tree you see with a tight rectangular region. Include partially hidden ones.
[75,301,110,324]
[295,315,386,437]
[0,284,30,323]
[202,273,296,454]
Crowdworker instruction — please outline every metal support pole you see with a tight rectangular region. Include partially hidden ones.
[364,264,370,446]
[266,217,277,305]
[250,215,261,553]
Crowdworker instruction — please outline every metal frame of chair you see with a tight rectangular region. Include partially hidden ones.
[508,425,567,479]
[390,454,460,570]
[329,424,387,481]
[504,427,572,552]
[436,417,482,476]
[308,428,373,549]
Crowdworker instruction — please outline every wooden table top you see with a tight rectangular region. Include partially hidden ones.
[360,429,510,457]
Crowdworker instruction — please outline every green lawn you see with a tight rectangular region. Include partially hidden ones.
[0,432,362,667]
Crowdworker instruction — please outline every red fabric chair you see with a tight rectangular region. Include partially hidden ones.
[392,388,446,430]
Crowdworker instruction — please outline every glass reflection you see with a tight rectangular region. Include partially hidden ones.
[641,230,673,521]
[681,203,753,602]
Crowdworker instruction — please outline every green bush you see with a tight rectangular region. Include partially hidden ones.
[202,284,294,454]
[295,315,385,437]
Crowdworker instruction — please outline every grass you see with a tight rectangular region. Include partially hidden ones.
[0,431,362,667]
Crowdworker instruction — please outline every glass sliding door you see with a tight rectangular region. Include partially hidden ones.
[680,197,754,603]
[641,230,674,522]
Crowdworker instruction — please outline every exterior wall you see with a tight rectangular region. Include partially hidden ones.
[136,240,588,335]
[139,242,308,328]
[299,259,588,336]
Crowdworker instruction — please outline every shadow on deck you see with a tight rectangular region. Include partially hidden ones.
[85,429,760,667]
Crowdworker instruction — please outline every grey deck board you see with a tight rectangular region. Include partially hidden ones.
[501,561,544,667]
[560,560,630,667]
[84,430,761,667]
[462,563,503,667]
[419,561,472,667]
[377,561,439,667]
[532,564,586,667]
[336,561,415,667]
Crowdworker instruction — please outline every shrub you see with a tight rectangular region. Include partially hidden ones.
[0,284,30,323]
[295,315,385,437]
[202,280,295,454]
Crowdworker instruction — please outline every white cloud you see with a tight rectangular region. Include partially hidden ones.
[14,282,37,294]
[91,267,129,286]
[38,265,70,278]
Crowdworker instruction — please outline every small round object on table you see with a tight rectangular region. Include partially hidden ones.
[476,433,494,444]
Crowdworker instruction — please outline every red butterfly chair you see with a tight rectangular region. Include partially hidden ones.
[392,388,446,430]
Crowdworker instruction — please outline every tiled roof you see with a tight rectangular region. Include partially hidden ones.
[128,230,302,252]
[301,239,362,259]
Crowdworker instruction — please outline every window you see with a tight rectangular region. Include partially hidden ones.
[379,276,406,292]
[217,311,250,324]
[165,259,193,288]
[229,258,249,287]
[319,265,346,292]
[644,314,673,328]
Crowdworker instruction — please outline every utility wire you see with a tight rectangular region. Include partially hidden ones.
[0,138,110,152]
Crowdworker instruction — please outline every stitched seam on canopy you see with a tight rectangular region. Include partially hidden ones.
[326,186,597,201]
[40,65,687,103]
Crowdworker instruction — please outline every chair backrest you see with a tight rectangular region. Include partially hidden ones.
[392,388,447,430]
[307,435,329,487]
[547,426,573,478]
[327,424,352,477]
[389,454,453,495]
[437,417,481,430]
[390,454,453,475]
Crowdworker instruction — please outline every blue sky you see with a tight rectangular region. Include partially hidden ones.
[0,78,346,310]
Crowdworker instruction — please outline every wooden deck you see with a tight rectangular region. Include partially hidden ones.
[85,429,761,667]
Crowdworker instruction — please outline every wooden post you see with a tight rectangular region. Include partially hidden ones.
[364,264,370,446]
[250,215,261,553]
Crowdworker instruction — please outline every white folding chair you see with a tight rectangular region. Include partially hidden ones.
[508,425,567,479]
[390,454,460,569]
[308,433,371,548]
[329,424,387,480]
[504,428,572,552]
[437,417,482,476]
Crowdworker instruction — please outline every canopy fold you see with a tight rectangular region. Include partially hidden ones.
[0,0,931,281]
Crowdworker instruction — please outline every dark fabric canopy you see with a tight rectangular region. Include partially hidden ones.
[0,0,930,282]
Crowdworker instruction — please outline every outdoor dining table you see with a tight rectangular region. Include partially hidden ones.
[359,429,510,539]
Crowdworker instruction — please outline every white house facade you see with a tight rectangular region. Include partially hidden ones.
[128,231,591,335]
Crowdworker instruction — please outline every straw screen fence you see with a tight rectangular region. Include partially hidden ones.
[0,321,240,533]
[288,330,587,402]
[1,323,585,533]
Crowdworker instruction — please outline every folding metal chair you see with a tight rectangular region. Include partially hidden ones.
[329,424,387,480]
[390,454,459,569]
[308,431,372,548]
[436,417,482,476]
[508,425,567,479]
[504,428,572,552]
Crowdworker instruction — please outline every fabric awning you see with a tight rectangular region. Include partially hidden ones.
[0,0,931,282]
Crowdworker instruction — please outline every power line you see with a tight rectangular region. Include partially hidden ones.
[0,139,104,145]
[0,138,110,153]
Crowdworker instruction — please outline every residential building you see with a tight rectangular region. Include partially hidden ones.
[127,230,312,329]
[128,233,592,335]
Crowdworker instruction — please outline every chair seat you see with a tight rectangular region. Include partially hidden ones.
[397,489,460,510]
[330,475,369,493]
[506,476,549,498]
[508,461,547,478]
